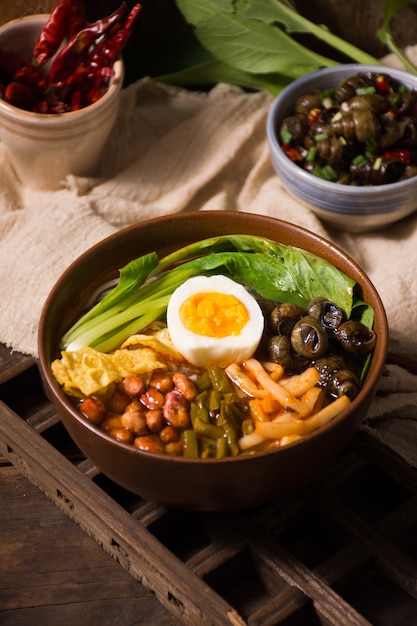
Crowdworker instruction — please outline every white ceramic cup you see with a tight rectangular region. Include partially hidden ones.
[0,14,123,190]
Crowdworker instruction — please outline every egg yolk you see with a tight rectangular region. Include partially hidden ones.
[179,291,249,338]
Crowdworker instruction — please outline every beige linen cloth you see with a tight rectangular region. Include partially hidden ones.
[2,55,417,469]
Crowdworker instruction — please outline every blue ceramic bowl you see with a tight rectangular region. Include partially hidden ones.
[267,64,417,231]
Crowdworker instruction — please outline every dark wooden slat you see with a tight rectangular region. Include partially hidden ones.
[247,584,311,626]
[132,500,170,527]
[0,345,34,384]
[26,404,60,432]
[210,514,372,626]
[0,465,176,625]
[186,539,246,578]
[76,458,101,479]
[308,483,417,599]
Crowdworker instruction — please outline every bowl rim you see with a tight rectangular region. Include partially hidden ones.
[0,13,124,122]
[38,211,388,465]
[267,62,417,196]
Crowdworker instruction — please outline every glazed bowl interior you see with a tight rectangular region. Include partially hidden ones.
[267,63,417,231]
[38,211,388,511]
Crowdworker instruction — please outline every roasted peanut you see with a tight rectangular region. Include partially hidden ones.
[140,387,165,410]
[164,441,183,456]
[79,396,105,424]
[101,413,124,431]
[172,372,198,401]
[109,428,134,444]
[163,390,191,429]
[133,435,165,453]
[149,371,174,393]
[124,399,145,413]
[159,425,180,444]
[121,410,148,435]
[106,389,130,413]
[145,409,164,433]
[118,374,147,397]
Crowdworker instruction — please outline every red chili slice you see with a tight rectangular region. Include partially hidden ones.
[282,144,303,162]
[375,74,390,95]
[383,148,411,164]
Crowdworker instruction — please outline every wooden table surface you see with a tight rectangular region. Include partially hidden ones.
[0,464,178,625]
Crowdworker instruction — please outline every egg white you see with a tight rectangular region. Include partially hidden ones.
[166,275,264,367]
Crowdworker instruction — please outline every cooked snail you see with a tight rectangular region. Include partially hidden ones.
[291,315,329,359]
[336,320,377,357]
[307,297,345,333]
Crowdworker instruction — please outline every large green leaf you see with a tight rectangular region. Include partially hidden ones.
[194,12,335,77]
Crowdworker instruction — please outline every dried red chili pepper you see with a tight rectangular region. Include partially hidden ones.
[85,65,115,103]
[48,2,128,85]
[86,22,122,72]
[4,82,37,110]
[34,0,88,66]
[84,3,141,106]
[33,0,70,66]
[14,65,48,96]
[67,0,88,40]
[32,99,49,114]
[98,3,141,67]
[70,87,84,111]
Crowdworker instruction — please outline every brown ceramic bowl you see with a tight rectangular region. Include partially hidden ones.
[38,211,388,511]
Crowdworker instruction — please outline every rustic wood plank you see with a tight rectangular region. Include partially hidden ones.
[0,465,177,624]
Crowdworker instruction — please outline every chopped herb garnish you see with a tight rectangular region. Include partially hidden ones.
[322,97,334,109]
[356,86,376,96]
[280,127,293,144]
[373,157,382,170]
[322,165,337,181]
[352,154,369,168]
[306,146,317,162]
[365,136,379,154]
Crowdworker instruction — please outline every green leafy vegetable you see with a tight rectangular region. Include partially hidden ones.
[155,0,380,94]
[61,234,368,354]
[149,0,417,95]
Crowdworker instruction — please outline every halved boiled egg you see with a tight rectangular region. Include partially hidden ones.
[166,275,264,367]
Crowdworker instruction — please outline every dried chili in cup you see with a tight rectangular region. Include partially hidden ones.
[0,0,141,113]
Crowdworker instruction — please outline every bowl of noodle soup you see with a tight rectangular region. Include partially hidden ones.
[38,211,388,511]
